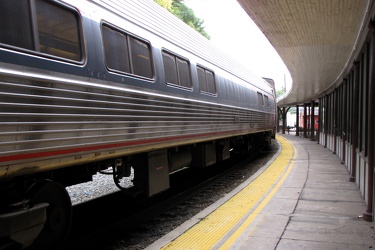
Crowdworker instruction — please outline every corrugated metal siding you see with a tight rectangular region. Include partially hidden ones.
[0,72,274,163]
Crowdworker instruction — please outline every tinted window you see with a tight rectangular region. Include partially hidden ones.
[0,0,82,61]
[162,52,178,84]
[129,37,153,78]
[162,50,192,88]
[36,0,81,60]
[102,24,153,79]
[102,25,130,73]
[264,95,269,107]
[177,58,191,88]
[206,71,216,94]
[257,92,264,106]
[0,1,33,50]
[197,65,216,95]
[197,66,207,92]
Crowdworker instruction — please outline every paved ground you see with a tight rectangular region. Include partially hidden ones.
[147,134,375,249]
[241,134,375,249]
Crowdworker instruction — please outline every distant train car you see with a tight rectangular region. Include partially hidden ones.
[0,0,276,248]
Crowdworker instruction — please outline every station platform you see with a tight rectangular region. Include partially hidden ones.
[146,134,375,249]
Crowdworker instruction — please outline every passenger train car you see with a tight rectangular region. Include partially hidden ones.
[0,0,276,248]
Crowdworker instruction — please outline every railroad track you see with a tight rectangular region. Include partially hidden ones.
[61,142,278,250]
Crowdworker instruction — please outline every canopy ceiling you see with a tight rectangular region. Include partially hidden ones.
[237,0,374,106]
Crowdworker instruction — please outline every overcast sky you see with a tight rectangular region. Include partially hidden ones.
[185,0,292,91]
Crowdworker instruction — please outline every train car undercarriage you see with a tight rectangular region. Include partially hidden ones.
[0,131,272,249]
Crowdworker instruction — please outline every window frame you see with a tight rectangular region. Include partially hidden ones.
[162,49,193,90]
[0,0,84,64]
[197,64,217,96]
[101,22,154,80]
[257,92,264,106]
[264,95,270,108]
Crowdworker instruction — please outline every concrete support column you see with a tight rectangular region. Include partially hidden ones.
[310,100,315,141]
[277,107,281,133]
[341,79,347,165]
[317,99,321,144]
[295,105,300,136]
[364,19,375,222]
[281,107,291,134]
[282,107,287,134]
[350,62,359,183]
[303,103,308,138]
[333,90,337,155]
[324,96,329,148]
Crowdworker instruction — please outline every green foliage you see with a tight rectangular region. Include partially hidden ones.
[154,0,172,9]
[154,0,210,39]
[276,88,286,98]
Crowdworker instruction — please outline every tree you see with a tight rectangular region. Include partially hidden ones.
[154,0,210,39]
[154,0,172,9]
[276,88,286,98]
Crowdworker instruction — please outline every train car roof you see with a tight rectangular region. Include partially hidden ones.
[75,0,272,92]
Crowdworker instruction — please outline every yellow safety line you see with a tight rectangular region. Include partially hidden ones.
[219,137,296,249]
[161,135,295,250]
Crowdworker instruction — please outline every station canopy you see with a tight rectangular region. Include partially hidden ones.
[237,0,372,107]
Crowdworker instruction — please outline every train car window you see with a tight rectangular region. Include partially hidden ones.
[162,52,178,84]
[257,92,264,106]
[102,25,131,73]
[197,65,216,95]
[162,50,192,88]
[36,0,81,61]
[206,71,216,94]
[102,24,153,79]
[0,1,34,50]
[0,0,82,62]
[129,37,153,78]
[264,95,269,107]
[197,66,207,92]
[177,58,192,88]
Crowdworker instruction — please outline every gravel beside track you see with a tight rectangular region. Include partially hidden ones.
[66,139,279,249]
[66,171,134,205]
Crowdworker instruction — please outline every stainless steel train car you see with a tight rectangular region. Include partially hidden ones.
[0,0,276,248]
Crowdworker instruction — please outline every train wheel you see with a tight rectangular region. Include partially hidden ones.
[29,180,72,249]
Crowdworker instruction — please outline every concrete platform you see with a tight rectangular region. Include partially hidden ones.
[147,134,375,249]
